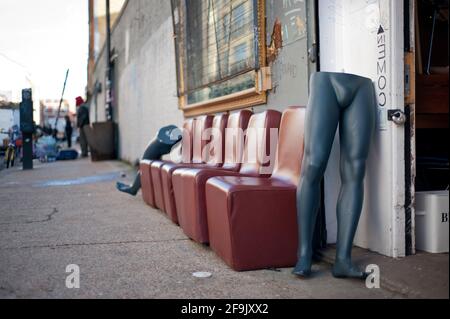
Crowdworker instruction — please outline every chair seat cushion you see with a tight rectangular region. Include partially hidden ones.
[205,176,298,271]
[150,160,170,211]
[140,160,156,207]
[173,167,241,244]
[207,176,296,194]
[161,162,207,223]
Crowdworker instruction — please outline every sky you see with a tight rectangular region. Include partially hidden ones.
[0,0,88,107]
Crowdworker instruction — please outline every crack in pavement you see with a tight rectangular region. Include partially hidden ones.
[0,238,190,251]
[0,208,59,226]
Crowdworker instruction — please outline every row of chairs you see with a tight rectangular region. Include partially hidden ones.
[140,107,306,271]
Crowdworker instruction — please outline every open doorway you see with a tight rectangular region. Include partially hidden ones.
[411,0,449,255]
[415,0,449,191]
[414,0,449,192]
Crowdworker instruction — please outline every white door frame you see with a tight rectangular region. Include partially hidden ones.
[318,0,406,258]
[389,0,407,258]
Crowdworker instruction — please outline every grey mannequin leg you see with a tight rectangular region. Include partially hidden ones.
[116,137,161,196]
[117,173,142,196]
[333,83,376,279]
[293,75,340,277]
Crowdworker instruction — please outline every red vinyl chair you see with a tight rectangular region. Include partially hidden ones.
[139,119,194,208]
[156,114,225,219]
[205,107,306,271]
[140,159,155,207]
[174,110,282,244]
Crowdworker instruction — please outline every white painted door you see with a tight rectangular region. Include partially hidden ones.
[319,0,406,257]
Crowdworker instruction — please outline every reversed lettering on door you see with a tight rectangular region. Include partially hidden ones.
[377,25,388,131]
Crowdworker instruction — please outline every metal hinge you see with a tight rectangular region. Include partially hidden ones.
[404,52,415,104]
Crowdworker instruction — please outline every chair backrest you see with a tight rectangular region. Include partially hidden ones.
[222,110,253,170]
[192,115,214,164]
[271,107,306,185]
[181,119,194,164]
[204,114,228,166]
[239,110,282,176]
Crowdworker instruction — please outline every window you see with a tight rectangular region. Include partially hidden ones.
[172,0,268,116]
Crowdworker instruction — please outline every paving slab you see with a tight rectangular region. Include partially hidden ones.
[319,246,448,299]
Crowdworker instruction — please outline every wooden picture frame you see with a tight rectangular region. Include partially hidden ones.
[174,0,268,117]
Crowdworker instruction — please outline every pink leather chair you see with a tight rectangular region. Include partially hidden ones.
[156,115,226,219]
[205,107,306,271]
[174,110,282,244]
[140,159,155,207]
[139,119,193,208]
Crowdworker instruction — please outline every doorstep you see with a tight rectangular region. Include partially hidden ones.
[317,245,449,299]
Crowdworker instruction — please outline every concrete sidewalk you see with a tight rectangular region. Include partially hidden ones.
[0,158,446,299]
[319,246,448,299]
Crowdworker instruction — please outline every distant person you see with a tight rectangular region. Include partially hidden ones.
[10,125,22,159]
[76,96,89,157]
[65,115,73,148]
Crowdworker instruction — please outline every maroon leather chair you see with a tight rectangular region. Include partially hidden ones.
[139,119,193,208]
[157,115,222,219]
[174,110,282,244]
[205,107,306,271]
[140,159,155,207]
